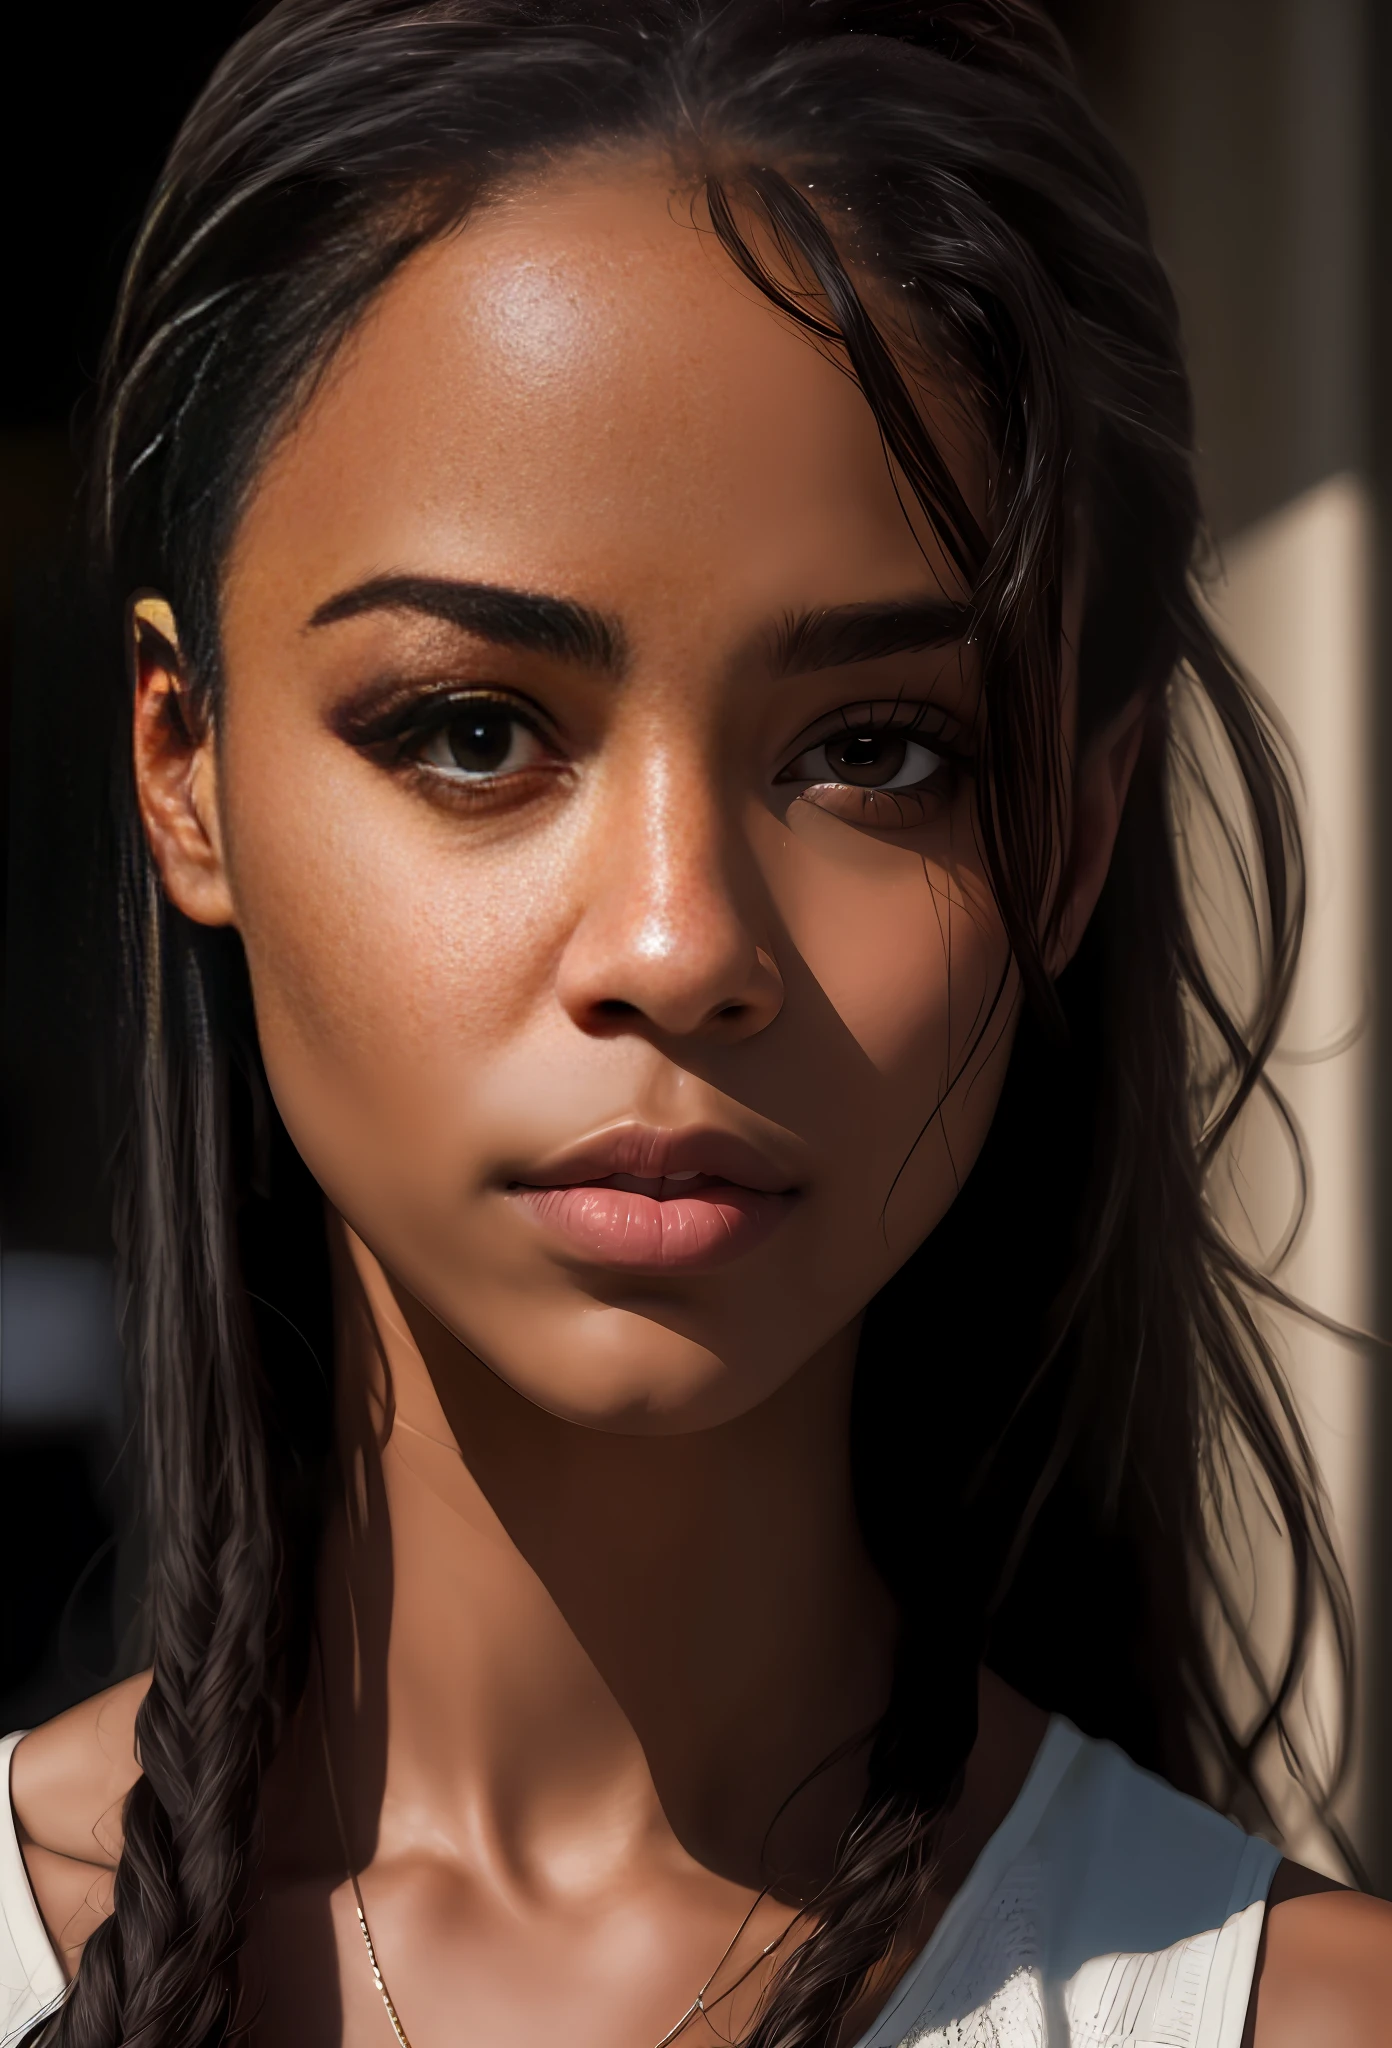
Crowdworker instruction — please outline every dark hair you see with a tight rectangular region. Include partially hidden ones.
[42,2,1350,2042]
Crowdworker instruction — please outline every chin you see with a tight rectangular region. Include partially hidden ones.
[464,1294,794,1436]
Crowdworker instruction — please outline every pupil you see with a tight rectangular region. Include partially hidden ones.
[832,730,906,786]
[448,710,512,774]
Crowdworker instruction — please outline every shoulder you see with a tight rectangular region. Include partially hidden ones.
[1247,1864,1392,2048]
[8,1672,148,1975]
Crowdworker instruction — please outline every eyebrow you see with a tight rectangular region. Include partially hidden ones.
[769,598,973,677]
[308,574,972,683]
[308,574,627,673]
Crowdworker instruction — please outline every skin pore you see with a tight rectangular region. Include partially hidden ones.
[12,160,1390,2046]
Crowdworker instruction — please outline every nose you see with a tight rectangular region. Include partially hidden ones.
[555,748,783,1043]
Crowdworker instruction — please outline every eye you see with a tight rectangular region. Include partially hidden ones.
[414,701,549,781]
[786,726,947,792]
[774,704,967,828]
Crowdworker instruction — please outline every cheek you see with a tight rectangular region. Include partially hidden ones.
[218,734,563,1152]
[778,797,1006,1076]
[772,797,1015,1256]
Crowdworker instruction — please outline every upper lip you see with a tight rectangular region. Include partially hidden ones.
[509,1123,801,1196]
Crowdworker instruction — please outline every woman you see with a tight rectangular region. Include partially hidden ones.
[2,1,1388,2042]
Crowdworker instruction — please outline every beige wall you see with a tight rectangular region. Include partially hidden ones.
[1063,0,1387,1877]
[1210,476,1375,1872]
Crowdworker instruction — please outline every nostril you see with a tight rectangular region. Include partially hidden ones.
[594,998,640,1019]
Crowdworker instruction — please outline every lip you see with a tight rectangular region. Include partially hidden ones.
[504,1123,802,1273]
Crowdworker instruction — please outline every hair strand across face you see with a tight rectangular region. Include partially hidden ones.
[40,6,1351,2044]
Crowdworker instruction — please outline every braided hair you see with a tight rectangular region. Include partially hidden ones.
[38,4,1346,2042]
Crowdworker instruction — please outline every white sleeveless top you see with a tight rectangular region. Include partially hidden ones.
[0,1718,1280,2047]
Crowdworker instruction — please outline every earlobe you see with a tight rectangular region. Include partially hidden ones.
[1046,694,1148,977]
[130,593,237,929]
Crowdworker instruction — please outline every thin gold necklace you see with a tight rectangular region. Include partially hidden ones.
[317,1709,788,2048]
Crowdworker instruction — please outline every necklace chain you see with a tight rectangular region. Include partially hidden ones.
[318,1700,785,2048]
[349,1882,412,2048]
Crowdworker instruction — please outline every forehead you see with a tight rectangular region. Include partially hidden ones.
[226,162,982,629]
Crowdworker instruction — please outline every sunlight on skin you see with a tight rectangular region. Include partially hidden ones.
[14,161,1154,2048]
[197,166,1037,1436]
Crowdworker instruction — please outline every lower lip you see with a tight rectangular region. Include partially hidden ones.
[508,1182,797,1271]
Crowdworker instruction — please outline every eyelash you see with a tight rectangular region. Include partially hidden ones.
[774,704,968,819]
[352,688,564,797]
[350,688,969,821]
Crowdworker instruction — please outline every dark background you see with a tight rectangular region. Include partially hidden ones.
[3,0,1391,1880]
[0,3,263,1733]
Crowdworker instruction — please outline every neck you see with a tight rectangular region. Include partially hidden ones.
[302,1216,898,1901]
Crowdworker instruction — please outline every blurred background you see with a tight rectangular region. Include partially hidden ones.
[2,0,1390,1885]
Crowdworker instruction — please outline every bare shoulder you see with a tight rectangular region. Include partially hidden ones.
[10,1669,148,1859]
[1247,1861,1392,2048]
[8,1671,149,1975]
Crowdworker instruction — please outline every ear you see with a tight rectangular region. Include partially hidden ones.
[1046,692,1148,976]
[130,594,237,928]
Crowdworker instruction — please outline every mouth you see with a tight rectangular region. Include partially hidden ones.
[504,1127,802,1273]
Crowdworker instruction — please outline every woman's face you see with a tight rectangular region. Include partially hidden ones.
[146,165,1028,1432]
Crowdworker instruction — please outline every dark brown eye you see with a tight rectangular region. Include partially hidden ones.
[447,708,514,773]
[417,702,546,780]
[824,731,909,786]
[784,725,947,793]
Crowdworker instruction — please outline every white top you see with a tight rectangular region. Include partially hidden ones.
[0,1718,1280,2048]
[0,1734,65,2046]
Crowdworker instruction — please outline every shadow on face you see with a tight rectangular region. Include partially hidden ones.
[162,158,1022,1433]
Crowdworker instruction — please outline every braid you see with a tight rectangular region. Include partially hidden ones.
[37,857,330,2046]
[37,3,1344,2043]
[744,1632,979,2048]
